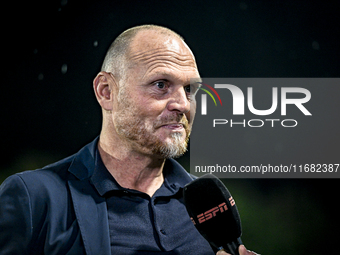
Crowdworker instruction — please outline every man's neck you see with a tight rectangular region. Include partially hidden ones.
[98,136,165,197]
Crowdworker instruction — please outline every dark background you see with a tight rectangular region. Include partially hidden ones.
[1,0,339,254]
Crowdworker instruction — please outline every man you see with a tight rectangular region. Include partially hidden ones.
[0,25,257,255]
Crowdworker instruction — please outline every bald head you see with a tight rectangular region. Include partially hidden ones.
[101,25,186,82]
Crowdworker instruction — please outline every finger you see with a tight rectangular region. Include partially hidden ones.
[239,245,261,255]
[216,249,231,255]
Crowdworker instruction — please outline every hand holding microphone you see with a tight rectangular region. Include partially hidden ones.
[183,173,260,255]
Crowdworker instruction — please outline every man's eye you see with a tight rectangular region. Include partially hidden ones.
[184,85,190,93]
[156,81,166,89]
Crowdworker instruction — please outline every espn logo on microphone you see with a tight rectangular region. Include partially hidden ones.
[191,197,235,225]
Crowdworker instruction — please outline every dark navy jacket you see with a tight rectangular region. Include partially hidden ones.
[0,138,214,255]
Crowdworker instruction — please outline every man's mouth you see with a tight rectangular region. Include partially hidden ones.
[160,123,185,131]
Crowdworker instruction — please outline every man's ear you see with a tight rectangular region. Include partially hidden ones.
[93,71,117,111]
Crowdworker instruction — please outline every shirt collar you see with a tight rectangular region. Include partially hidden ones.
[90,147,123,196]
[90,145,194,197]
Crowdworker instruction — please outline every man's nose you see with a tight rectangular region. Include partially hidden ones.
[167,87,190,114]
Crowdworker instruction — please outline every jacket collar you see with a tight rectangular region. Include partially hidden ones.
[67,137,111,255]
[68,137,99,180]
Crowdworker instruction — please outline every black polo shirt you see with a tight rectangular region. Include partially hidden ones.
[90,148,215,255]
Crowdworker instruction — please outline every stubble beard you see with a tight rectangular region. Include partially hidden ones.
[113,94,191,159]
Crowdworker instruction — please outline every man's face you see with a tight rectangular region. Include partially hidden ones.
[112,31,200,158]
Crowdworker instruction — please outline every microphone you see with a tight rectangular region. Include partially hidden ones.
[183,174,243,255]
